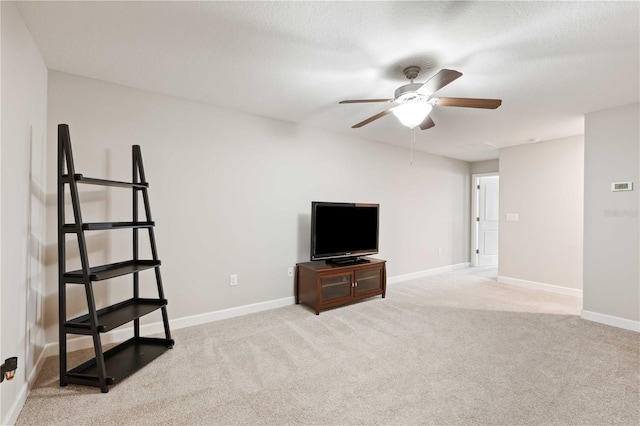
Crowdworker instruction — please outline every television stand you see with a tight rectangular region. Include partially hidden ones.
[296,258,386,315]
[327,257,370,266]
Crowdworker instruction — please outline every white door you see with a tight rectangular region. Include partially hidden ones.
[0,239,2,420]
[477,175,499,266]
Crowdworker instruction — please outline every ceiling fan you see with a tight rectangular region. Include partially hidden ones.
[339,66,502,130]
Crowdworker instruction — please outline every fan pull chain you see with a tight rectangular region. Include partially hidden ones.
[410,127,416,165]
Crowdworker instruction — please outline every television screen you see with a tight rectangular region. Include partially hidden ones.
[310,202,379,262]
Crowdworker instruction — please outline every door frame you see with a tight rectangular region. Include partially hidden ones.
[471,172,500,266]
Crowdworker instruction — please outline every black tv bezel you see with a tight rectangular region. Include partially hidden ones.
[310,201,380,262]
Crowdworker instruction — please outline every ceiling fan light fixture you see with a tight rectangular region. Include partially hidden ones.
[392,102,433,129]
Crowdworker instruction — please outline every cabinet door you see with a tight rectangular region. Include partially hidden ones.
[319,272,353,301]
[354,267,383,295]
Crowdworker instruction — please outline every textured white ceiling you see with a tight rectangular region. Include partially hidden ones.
[15,1,640,161]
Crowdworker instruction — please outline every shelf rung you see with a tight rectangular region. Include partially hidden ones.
[64,373,115,386]
[67,174,148,189]
[64,260,160,282]
[63,222,155,232]
[65,298,167,334]
[65,337,174,389]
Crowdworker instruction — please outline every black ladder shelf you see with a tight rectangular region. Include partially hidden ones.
[58,124,174,393]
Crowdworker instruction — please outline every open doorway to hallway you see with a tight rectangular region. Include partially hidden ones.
[472,173,499,269]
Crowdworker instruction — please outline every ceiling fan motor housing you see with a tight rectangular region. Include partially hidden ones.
[394,83,430,103]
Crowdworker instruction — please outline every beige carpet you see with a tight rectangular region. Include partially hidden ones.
[17,268,640,425]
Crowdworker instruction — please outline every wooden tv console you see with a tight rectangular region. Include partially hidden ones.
[295,258,386,315]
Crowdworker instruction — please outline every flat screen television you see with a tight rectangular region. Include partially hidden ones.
[310,201,379,264]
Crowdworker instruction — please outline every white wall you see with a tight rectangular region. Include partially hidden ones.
[498,136,584,293]
[1,2,48,424]
[45,71,471,344]
[583,103,639,331]
[470,159,499,174]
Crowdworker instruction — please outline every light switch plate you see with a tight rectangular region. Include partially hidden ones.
[506,213,519,222]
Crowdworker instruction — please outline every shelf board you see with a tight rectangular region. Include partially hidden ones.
[64,259,160,282]
[65,337,174,388]
[71,173,148,189]
[62,221,155,232]
[65,298,167,334]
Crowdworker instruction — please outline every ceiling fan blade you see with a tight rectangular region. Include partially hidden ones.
[416,69,463,96]
[352,109,392,128]
[419,115,435,130]
[434,97,502,109]
[339,99,393,104]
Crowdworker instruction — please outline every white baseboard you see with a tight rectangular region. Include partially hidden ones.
[497,275,583,297]
[3,381,27,426]
[2,347,48,426]
[387,262,471,284]
[581,310,640,333]
[43,296,296,359]
[170,296,295,330]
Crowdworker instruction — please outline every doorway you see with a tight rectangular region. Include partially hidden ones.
[0,255,2,420]
[472,173,499,267]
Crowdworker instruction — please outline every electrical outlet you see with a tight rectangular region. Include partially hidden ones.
[229,274,238,286]
[1,357,18,382]
[438,248,442,255]
[287,267,294,277]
